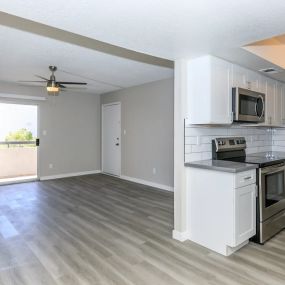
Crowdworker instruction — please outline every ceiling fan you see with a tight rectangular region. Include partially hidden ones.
[19,66,87,95]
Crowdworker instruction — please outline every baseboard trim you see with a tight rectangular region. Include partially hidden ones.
[40,170,101,181]
[120,175,173,192]
[172,230,190,242]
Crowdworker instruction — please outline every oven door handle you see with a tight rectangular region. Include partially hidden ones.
[261,165,285,175]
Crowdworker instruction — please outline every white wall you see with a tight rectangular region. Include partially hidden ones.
[101,78,174,189]
[0,82,101,178]
[185,125,272,162]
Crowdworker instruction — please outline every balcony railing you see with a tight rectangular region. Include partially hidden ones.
[0,141,36,148]
[0,141,37,180]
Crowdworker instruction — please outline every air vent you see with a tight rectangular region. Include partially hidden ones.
[259,67,279,74]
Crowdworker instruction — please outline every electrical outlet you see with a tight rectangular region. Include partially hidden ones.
[152,168,156,175]
[49,163,53,169]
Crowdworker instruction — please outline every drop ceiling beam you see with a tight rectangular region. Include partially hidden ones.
[0,11,174,69]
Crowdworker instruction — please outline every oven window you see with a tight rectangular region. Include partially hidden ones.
[265,171,285,207]
[239,95,257,116]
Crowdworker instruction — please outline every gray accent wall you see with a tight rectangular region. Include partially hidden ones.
[39,93,101,177]
[0,82,101,177]
[101,78,174,188]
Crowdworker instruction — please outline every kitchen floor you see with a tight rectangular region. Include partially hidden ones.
[0,174,284,285]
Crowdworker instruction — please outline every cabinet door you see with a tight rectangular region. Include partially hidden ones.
[232,64,247,89]
[259,75,267,93]
[233,184,256,247]
[265,78,276,125]
[246,70,260,92]
[281,84,285,125]
[211,58,233,124]
[275,82,283,126]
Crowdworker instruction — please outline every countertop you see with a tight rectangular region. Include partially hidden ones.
[185,160,258,173]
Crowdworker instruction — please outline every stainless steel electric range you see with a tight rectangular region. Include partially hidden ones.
[212,137,285,244]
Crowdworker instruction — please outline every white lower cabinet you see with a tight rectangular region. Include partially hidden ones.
[188,167,256,256]
[231,184,256,247]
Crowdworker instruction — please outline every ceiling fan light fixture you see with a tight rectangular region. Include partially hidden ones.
[46,86,60,93]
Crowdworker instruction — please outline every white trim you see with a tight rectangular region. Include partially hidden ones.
[0,93,46,101]
[101,102,121,176]
[40,170,101,181]
[172,230,190,242]
[0,177,38,186]
[120,175,174,192]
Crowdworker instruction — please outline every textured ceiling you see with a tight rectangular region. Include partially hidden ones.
[0,25,173,94]
[1,0,285,59]
[1,0,285,91]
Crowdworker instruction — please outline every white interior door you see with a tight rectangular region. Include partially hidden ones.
[102,103,121,176]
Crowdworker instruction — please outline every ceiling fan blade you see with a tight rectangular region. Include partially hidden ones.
[62,86,87,90]
[18,80,47,83]
[58,84,66,88]
[57,81,87,85]
[35,75,49,81]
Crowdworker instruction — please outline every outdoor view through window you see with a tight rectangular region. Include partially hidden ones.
[0,103,38,183]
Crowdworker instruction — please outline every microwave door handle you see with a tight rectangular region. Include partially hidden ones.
[255,102,258,116]
[255,95,265,119]
[260,96,265,118]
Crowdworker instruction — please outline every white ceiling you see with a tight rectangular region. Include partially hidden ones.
[1,0,285,91]
[1,0,285,59]
[0,25,173,94]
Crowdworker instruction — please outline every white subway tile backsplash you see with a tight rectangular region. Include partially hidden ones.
[185,152,202,162]
[200,136,213,144]
[185,136,197,145]
[272,146,285,152]
[185,145,192,154]
[185,124,273,162]
[272,134,285,141]
[202,152,212,160]
[272,128,285,151]
[191,144,211,153]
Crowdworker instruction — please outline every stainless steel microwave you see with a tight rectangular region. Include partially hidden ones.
[232,87,265,123]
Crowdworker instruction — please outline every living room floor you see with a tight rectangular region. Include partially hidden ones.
[0,174,284,285]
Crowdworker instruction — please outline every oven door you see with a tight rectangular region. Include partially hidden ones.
[260,163,285,221]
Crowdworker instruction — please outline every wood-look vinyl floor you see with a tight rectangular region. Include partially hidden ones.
[0,174,284,285]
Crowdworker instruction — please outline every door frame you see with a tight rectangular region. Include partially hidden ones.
[0,100,40,184]
[101,102,121,177]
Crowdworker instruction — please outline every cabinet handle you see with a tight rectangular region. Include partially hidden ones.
[247,81,251,90]
[243,176,252,181]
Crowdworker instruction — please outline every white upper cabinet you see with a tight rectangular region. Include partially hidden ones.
[275,82,283,126]
[186,54,285,126]
[232,64,247,89]
[281,84,285,125]
[259,75,267,93]
[246,70,262,92]
[187,55,232,124]
[276,82,285,126]
[232,65,262,92]
[265,78,276,125]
